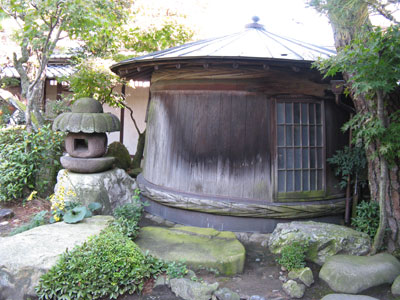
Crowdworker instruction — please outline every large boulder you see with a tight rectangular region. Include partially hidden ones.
[0,215,113,300]
[319,253,400,294]
[170,278,218,300]
[135,226,245,275]
[54,168,136,214]
[269,221,371,265]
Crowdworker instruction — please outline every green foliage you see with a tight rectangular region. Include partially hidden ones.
[1,0,131,57]
[343,111,400,165]
[63,206,88,224]
[352,200,380,239]
[0,103,12,126]
[64,59,125,105]
[44,99,71,120]
[0,77,20,88]
[315,25,400,97]
[327,145,367,190]
[9,210,48,236]
[0,125,64,202]
[276,241,308,271]
[35,228,156,300]
[123,20,194,55]
[106,142,131,171]
[165,260,188,279]
[50,200,102,224]
[111,189,146,240]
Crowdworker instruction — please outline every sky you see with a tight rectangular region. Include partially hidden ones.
[135,0,336,47]
[193,0,335,47]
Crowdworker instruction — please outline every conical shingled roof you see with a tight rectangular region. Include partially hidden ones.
[112,17,335,73]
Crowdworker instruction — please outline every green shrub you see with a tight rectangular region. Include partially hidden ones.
[106,141,131,170]
[276,241,307,271]
[352,200,379,239]
[36,228,158,300]
[111,189,146,239]
[0,125,65,202]
[9,210,48,236]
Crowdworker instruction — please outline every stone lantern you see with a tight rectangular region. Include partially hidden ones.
[53,97,120,173]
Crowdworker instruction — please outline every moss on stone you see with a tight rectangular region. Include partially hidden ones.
[106,142,131,171]
[136,226,245,276]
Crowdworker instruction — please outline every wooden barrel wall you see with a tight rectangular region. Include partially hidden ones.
[144,90,272,202]
[139,65,348,221]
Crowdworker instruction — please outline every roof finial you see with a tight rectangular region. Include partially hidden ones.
[246,16,264,29]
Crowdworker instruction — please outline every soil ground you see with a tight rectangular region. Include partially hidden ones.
[0,200,397,300]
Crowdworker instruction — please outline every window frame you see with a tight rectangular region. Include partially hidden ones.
[272,96,326,202]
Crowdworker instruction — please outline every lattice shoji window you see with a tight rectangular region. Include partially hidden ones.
[277,101,324,192]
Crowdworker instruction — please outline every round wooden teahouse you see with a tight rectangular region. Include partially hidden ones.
[111,18,350,232]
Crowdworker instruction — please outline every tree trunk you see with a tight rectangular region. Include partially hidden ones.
[131,130,146,169]
[326,2,400,252]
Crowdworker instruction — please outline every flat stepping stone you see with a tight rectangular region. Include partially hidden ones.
[319,253,400,294]
[135,226,245,275]
[321,295,379,300]
[0,215,113,300]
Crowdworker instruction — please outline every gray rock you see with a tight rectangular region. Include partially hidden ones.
[170,277,218,300]
[288,267,314,287]
[0,215,113,300]
[0,209,14,221]
[248,233,271,247]
[269,221,371,265]
[320,253,400,294]
[392,274,400,296]
[282,279,305,298]
[54,168,136,214]
[321,294,379,300]
[154,275,168,288]
[214,287,240,300]
[249,296,266,300]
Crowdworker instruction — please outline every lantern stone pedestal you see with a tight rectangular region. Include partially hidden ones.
[54,168,136,214]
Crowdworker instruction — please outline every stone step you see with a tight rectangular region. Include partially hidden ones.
[135,226,245,275]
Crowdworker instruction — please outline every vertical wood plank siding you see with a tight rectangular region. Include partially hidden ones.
[143,90,272,202]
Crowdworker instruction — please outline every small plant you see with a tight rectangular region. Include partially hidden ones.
[36,227,160,299]
[276,241,308,271]
[9,211,48,236]
[111,189,146,239]
[352,200,380,239]
[165,261,188,279]
[50,200,102,224]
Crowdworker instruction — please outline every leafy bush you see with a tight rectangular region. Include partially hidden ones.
[44,99,71,120]
[276,241,307,271]
[9,210,48,236]
[327,145,367,190]
[352,200,380,239]
[111,189,146,239]
[0,125,64,202]
[36,228,159,300]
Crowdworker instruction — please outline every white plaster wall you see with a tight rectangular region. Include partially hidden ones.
[104,85,149,155]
